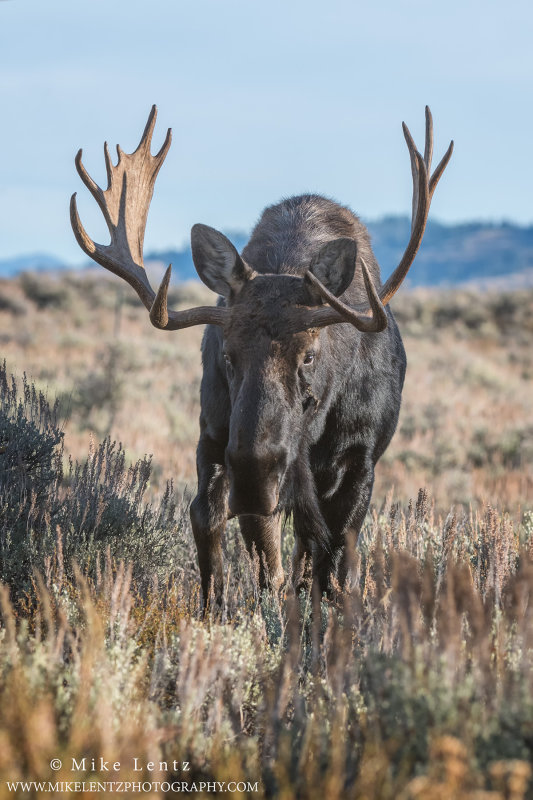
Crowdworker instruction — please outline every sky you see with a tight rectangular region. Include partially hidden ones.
[0,0,532,263]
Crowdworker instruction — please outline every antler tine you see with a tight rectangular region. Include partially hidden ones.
[75,148,103,202]
[429,139,454,199]
[402,120,422,236]
[103,142,114,193]
[377,146,429,306]
[71,107,227,330]
[134,103,157,155]
[150,264,226,330]
[424,105,433,174]
[304,258,388,332]
[150,264,172,328]
[75,148,105,225]
[422,104,454,200]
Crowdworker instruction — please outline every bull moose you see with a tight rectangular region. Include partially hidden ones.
[70,106,453,604]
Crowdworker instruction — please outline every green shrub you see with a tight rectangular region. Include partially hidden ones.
[19,271,71,309]
[0,362,185,595]
[0,364,63,589]
[0,289,26,315]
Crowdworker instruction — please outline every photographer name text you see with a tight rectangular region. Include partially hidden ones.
[52,757,190,773]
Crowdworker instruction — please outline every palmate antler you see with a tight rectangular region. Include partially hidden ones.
[305,106,454,330]
[70,106,225,330]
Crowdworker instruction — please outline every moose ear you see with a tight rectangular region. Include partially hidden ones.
[307,238,357,299]
[191,224,253,297]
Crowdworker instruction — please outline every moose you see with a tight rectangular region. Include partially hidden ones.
[70,106,453,604]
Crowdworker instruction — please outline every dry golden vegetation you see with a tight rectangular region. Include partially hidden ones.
[1,272,533,798]
[1,271,532,511]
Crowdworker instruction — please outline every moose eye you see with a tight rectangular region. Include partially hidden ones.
[303,352,315,365]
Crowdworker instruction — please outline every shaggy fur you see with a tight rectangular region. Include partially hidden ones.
[190,194,406,603]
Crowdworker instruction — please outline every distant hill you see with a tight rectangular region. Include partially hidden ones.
[367,218,533,288]
[0,252,68,278]
[2,219,533,288]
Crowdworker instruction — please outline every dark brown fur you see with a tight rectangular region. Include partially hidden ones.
[190,194,406,605]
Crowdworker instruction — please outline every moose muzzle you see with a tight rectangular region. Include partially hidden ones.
[226,449,287,517]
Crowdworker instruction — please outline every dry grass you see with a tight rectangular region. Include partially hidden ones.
[385,289,533,511]
[2,500,533,797]
[1,274,533,797]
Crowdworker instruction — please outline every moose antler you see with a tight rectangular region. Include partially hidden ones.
[306,106,453,331]
[304,257,388,332]
[380,105,454,304]
[70,106,226,330]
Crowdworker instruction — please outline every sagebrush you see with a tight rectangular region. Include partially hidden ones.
[1,365,533,797]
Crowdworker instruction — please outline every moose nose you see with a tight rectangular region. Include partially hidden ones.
[226,448,287,517]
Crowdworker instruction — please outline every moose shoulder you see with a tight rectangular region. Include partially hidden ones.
[70,106,453,605]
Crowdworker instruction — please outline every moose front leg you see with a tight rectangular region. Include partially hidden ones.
[190,436,229,608]
[238,513,284,592]
[314,455,375,596]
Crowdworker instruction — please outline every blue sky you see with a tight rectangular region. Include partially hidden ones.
[0,0,532,262]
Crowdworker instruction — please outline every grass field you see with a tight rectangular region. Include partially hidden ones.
[1,271,533,798]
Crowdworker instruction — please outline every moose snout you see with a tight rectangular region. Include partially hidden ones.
[226,447,287,517]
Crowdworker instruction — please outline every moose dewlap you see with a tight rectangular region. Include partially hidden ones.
[70,105,453,605]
